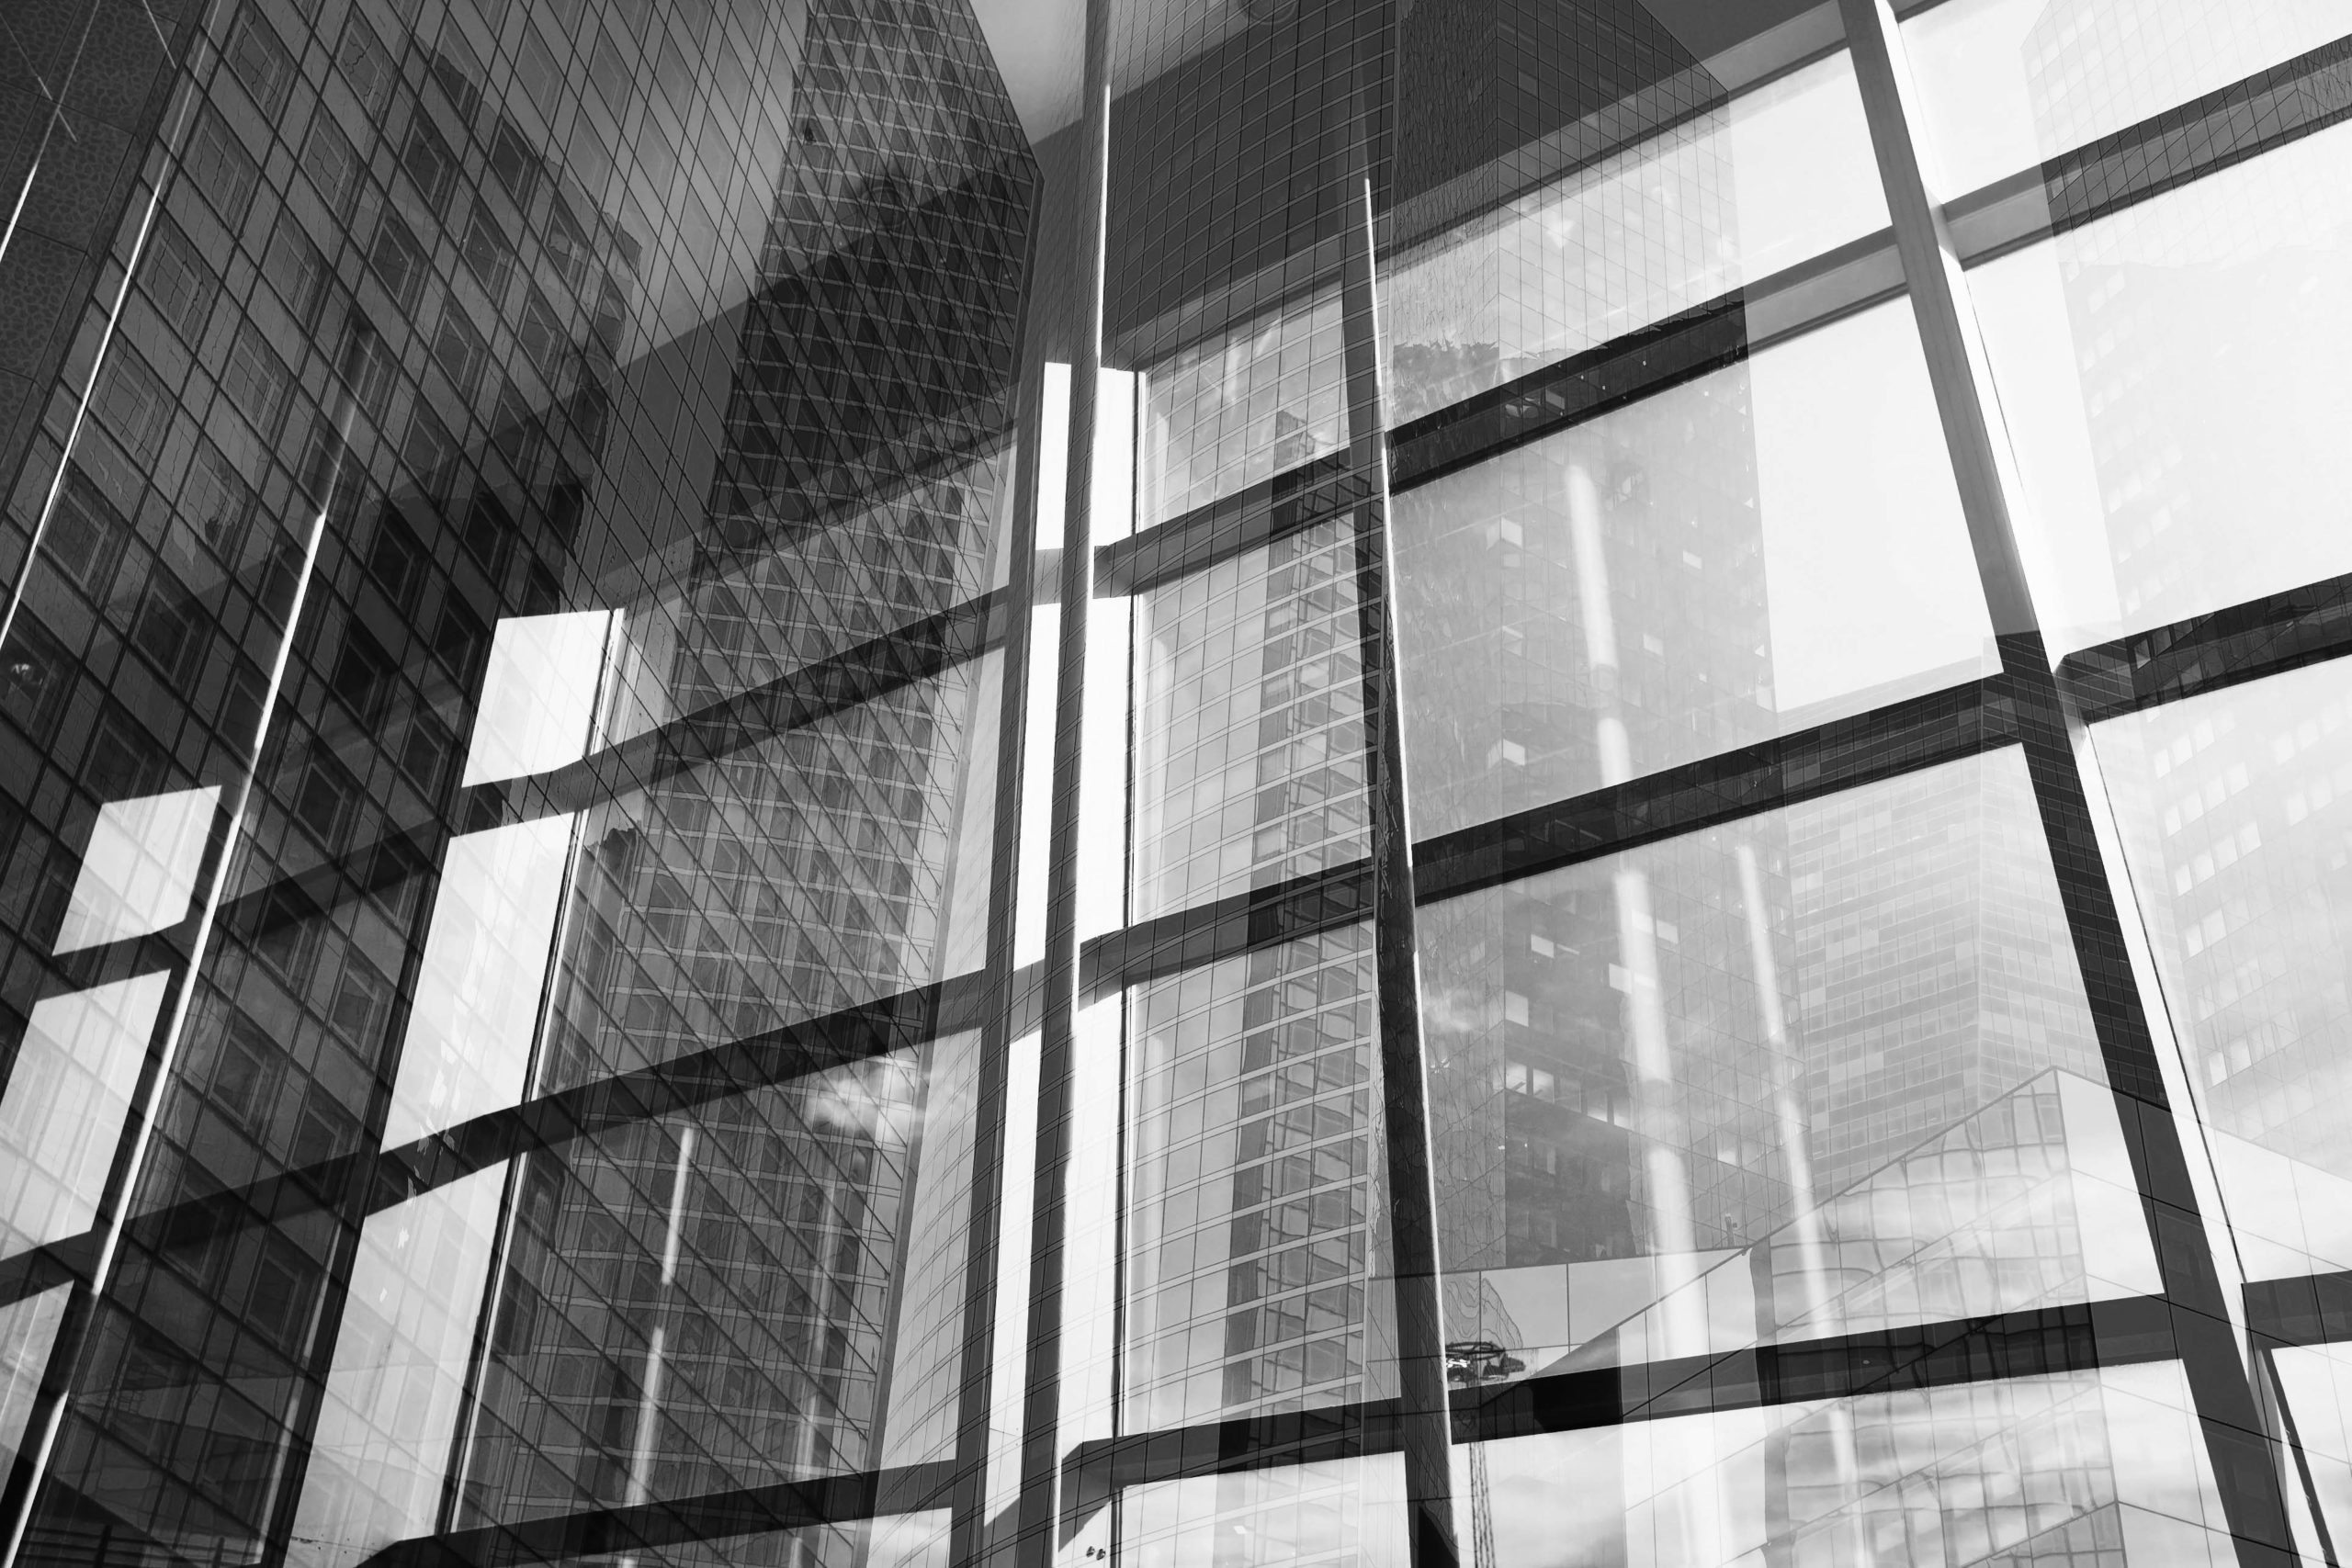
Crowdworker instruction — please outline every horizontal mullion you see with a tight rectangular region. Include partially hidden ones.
[1093,454,1368,600]
[1412,675,2016,904]
[356,1459,962,1568]
[1948,30,2352,266]
[1385,229,1902,495]
[2060,569,2352,727]
[2245,1269,2352,1349]
[40,590,1008,1004]
[0,974,989,1313]
[1058,1297,2176,1528]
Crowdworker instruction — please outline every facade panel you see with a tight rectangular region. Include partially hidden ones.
[4,1,2352,1565]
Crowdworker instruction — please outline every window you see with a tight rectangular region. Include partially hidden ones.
[223,6,293,117]
[401,115,461,216]
[369,212,430,314]
[139,219,215,343]
[182,107,259,222]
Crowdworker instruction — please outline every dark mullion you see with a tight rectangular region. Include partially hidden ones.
[0,976,986,1314]
[1413,675,2015,903]
[1843,0,2299,1559]
[352,1459,961,1568]
[1012,0,1112,1560]
[37,588,1011,1006]
[1340,115,1461,1568]
[1093,454,1365,599]
[2062,569,2352,727]
[943,244,1059,1565]
[1059,1295,2178,1529]
[1946,29,2352,267]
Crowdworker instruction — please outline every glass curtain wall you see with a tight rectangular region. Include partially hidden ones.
[6,0,2352,1566]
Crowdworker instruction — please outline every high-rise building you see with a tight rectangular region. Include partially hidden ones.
[4,1,2352,1566]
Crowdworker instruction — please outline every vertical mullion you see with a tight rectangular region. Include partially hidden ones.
[1014,0,1113,1562]
[1838,1,2296,1562]
[1340,147,1460,1568]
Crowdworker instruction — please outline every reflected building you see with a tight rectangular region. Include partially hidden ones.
[3,0,2352,1565]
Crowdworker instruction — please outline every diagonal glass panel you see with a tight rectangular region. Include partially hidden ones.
[2087,658,2352,1282]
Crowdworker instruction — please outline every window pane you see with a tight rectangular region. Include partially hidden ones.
[1423,749,2136,1380]
[1395,299,1990,839]
[1972,118,2352,655]
[1904,0,2352,198]
[1125,925,1396,1432]
[1137,289,1351,527]
[455,1043,978,1521]
[1120,1455,1408,1568]
[1132,522,1370,919]
[1381,49,1888,427]
[2089,658,2352,1280]
[1458,1362,2230,1568]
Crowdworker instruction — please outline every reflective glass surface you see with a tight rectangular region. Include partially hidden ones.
[1972,115,2352,654]
[2091,659,2352,1279]
[1422,748,2132,1379]
[1903,0,2352,197]
[3,0,2351,1562]
[1394,298,1990,837]
[1384,47,1890,426]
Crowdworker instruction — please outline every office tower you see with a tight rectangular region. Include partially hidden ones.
[6,0,2352,1566]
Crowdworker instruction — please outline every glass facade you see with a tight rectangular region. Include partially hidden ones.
[2,0,2351,1565]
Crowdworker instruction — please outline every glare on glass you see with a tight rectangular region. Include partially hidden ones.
[2088,658,2352,1281]
[1421,749,2145,1378]
[1381,48,1889,426]
[1902,0,2352,198]
[1393,298,1989,839]
[1971,110,2352,654]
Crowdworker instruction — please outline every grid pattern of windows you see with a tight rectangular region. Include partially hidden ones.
[6,1,2352,1566]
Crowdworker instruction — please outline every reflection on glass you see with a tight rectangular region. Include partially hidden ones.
[289,1164,504,1568]
[1382,50,1887,426]
[458,1045,968,1522]
[1125,926,1395,1430]
[0,972,170,1250]
[460,610,616,785]
[1456,1363,2231,1568]
[380,817,573,1146]
[1122,1455,1408,1568]
[1394,300,1988,838]
[1137,289,1349,526]
[2089,659,2352,1280]
[1132,521,1369,919]
[497,1511,951,1568]
[54,787,220,953]
[0,1285,69,1477]
[2274,1343,2352,1554]
[1972,117,2352,654]
[532,657,1002,1094]
[1423,750,2119,1374]
[1903,0,2352,198]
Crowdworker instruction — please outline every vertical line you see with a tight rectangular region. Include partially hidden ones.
[0,15,209,652]
[1337,168,1456,1568]
[1838,1,2297,1561]
[1014,0,1112,1555]
[2264,1348,2344,1568]
[949,194,1057,1568]
[1,339,358,1568]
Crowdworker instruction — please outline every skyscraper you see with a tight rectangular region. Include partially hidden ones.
[6,1,2352,1566]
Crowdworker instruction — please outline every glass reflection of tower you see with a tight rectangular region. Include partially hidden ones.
[454,0,1033,1520]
